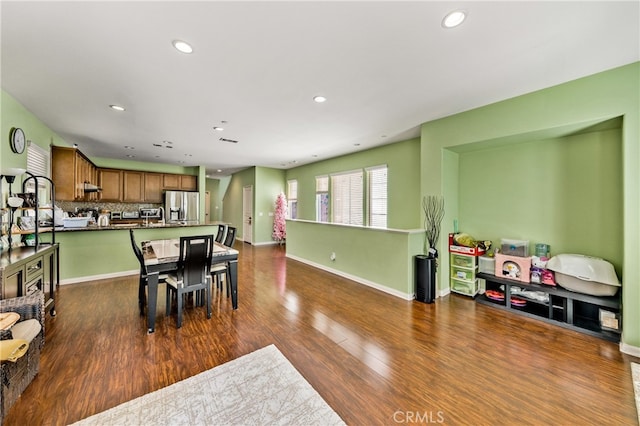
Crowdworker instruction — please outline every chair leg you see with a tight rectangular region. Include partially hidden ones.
[139,278,147,316]
[206,280,212,319]
[166,286,172,316]
[176,290,183,328]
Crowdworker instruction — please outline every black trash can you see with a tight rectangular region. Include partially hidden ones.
[415,255,436,303]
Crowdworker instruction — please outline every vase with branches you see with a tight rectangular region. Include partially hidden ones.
[423,195,445,258]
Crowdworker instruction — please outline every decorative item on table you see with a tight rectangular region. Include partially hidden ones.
[494,252,532,283]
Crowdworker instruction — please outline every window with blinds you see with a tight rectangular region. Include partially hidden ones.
[315,176,329,222]
[331,170,363,225]
[25,142,51,198]
[27,142,50,178]
[287,179,298,219]
[367,166,387,228]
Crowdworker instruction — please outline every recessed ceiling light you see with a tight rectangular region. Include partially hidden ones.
[442,10,467,28]
[124,145,135,150]
[217,169,222,173]
[213,127,224,131]
[354,143,361,146]
[312,154,318,158]
[172,40,193,54]
[313,95,327,103]
[109,104,125,111]
[126,154,135,158]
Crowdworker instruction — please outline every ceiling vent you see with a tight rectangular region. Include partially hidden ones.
[219,137,238,144]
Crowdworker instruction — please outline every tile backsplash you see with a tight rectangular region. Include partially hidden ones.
[57,201,162,215]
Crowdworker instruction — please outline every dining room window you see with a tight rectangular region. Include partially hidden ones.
[367,165,387,228]
[330,170,363,226]
[315,175,329,222]
[287,179,298,219]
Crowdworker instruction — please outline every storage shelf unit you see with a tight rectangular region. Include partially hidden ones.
[477,272,622,342]
[450,252,480,297]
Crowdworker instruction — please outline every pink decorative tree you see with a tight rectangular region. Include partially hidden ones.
[272,192,287,244]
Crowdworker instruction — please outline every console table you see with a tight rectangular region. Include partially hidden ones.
[477,272,621,342]
[0,244,58,316]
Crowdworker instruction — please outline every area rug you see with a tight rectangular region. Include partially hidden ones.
[71,345,345,425]
[633,362,640,424]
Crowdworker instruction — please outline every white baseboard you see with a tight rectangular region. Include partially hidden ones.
[60,270,138,285]
[286,254,414,300]
[620,342,640,357]
[251,241,281,246]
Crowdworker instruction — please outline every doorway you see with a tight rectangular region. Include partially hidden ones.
[243,185,253,244]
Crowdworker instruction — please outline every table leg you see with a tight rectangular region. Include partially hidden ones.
[228,260,238,310]
[147,271,159,333]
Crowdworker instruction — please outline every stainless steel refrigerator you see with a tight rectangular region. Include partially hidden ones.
[164,191,199,223]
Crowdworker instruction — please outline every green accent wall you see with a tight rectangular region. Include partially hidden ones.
[421,62,639,348]
[457,126,622,273]
[1,90,67,178]
[255,167,286,243]
[222,167,254,240]
[286,138,421,229]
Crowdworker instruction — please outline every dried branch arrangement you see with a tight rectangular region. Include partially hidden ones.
[423,195,445,257]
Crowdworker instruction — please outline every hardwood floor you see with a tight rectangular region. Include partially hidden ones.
[5,243,639,425]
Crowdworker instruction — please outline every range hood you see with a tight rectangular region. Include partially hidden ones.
[83,183,102,193]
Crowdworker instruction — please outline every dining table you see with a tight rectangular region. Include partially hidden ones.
[142,238,239,333]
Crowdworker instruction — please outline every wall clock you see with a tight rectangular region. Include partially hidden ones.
[9,127,26,154]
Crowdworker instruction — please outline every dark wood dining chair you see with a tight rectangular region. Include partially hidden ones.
[165,235,214,328]
[211,226,237,297]
[215,224,226,244]
[129,229,167,315]
[223,226,236,247]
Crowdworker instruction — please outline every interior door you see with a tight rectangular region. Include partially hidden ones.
[243,185,253,244]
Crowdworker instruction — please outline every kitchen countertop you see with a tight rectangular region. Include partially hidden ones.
[52,222,210,232]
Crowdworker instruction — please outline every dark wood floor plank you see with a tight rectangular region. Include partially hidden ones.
[4,244,639,425]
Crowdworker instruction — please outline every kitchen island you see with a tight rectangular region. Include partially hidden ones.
[51,222,228,283]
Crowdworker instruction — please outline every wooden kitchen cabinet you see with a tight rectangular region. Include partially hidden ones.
[180,175,197,191]
[99,168,123,202]
[144,173,163,203]
[52,146,98,201]
[123,171,144,202]
[163,173,180,189]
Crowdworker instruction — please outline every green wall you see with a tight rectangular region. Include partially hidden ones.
[1,90,67,180]
[421,62,639,348]
[286,138,421,229]
[254,167,286,244]
[222,167,254,240]
[205,178,221,222]
[457,126,622,273]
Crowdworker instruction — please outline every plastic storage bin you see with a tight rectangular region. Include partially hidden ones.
[451,253,475,268]
[500,239,529,257]
[479,256,496,274]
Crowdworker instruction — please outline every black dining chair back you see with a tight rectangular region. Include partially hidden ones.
[223,226,236,247]
[165,235,214,328]
[130,229,168,315]
[215,224,226,244]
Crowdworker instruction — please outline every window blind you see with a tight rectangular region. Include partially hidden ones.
[331,170,363,225]
[368,166,387,228]
[27,142,50,178]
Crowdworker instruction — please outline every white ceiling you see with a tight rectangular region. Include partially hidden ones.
[2,1,638,177]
